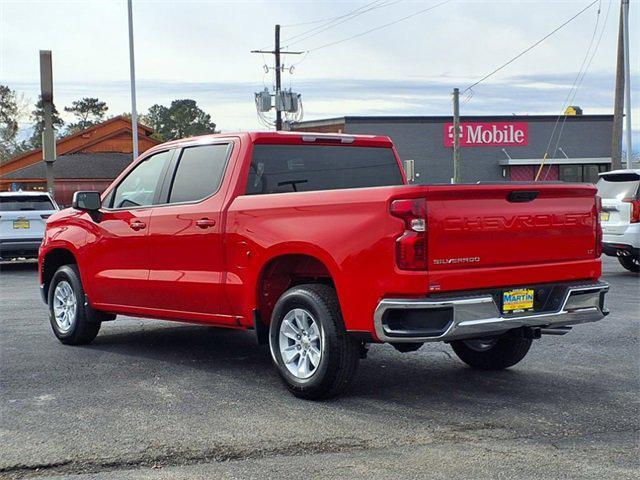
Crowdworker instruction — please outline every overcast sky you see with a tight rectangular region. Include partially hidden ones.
[1,0,637,144]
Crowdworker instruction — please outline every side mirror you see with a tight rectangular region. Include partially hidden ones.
[72,191,101,212]
[404,159,415,183]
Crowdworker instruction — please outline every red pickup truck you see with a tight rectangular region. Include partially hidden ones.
[39,132,609,399]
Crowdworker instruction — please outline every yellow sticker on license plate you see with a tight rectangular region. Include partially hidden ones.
[503,288,534,312]
[600,212,610,222]
[13,219,30,229]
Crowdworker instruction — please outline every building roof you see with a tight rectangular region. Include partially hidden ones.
[2,153,133,180]
[0,115,160,178]
[292,114,614,129]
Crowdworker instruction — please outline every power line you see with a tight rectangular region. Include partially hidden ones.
[463,0,600,93]
[306,0,453,53]
[284,0,405,48]
[543,1,603,158]
[540,0,612,180]
[281,0,386,28]
[256,1,385,51]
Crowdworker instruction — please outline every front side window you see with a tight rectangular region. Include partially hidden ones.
[168,144,230,204]
[245,145,403,195]
[110,150,172,209]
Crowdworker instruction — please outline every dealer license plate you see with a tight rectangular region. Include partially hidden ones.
[13,219,30,229]
[600,212,610,222]
[502,288,534,313]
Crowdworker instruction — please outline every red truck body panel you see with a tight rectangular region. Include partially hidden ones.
[39,132,602,341]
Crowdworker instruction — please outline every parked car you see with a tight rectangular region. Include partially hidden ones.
[597,169,640,273]
[0,191,59,261]
[38,132,609,399]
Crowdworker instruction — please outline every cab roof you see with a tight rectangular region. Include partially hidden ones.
[152,131,394,151]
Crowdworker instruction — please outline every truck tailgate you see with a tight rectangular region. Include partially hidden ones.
[426,184,599,271]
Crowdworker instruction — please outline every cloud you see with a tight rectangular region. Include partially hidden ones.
[9,70,638,133]
[3,0,636,150]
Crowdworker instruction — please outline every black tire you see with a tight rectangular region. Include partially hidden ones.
[450,334,532,370]
[618,256,640,273]
[48,264,101,345]
[269,284,359,400]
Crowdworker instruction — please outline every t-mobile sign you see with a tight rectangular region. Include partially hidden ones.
[444,122,528,147]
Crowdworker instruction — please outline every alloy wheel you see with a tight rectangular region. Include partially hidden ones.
[278,308,322,379]
[53,280,77,333]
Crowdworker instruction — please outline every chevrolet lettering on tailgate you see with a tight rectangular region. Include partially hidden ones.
[443,213,592,231]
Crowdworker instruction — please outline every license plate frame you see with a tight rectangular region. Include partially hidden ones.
[600,211,610,222]
[13,219,30,229]
[502,288,535,313]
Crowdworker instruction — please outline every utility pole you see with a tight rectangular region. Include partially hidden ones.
[274,24,282,130]
[452,88,461,183]
[127,0,139,159]
[251,25,303,131]
[612,1,625,170]
[39,50,55,196]
[622,0,632,168]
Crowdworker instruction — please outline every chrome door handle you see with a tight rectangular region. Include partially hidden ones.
[196,218,216,229]
[129,221,146,231]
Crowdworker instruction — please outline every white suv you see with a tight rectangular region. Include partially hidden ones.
[0,191,59,261]
[597,169,640,273]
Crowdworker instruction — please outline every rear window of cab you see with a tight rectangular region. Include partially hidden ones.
[246,145,403,195]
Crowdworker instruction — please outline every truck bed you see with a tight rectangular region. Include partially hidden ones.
[226,182,601,334]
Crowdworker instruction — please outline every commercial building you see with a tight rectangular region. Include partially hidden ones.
[291,114,613,183]
[0,116,160,205]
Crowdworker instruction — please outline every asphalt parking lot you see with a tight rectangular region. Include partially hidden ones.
[0,257,638,479]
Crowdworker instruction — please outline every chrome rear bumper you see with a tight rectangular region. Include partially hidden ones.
[374,281,609,343]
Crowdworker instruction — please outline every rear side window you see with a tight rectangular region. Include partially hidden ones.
[246,145,404,195]
[597,174,640,200]
[0,195,54,211]
[168,144,230,203]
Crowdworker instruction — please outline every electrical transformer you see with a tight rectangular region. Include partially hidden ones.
[276,91,300,113]
[255,89,272,112]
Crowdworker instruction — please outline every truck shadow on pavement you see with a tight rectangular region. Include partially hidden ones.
[88,322,616,412]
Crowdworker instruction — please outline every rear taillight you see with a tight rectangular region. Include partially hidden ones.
[623,198,640,223]
[390,198,427,270]
[595,195,603,257]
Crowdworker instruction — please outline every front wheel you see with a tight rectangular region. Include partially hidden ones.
[450,334,532,370]
[48,264,101,345]
[269,284,359,400]
[618,256,640,273]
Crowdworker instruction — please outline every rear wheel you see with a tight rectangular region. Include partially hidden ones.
[48,264,101,345]
[618,256,640,273]
[269,284,359,400]
[450,334,532,370]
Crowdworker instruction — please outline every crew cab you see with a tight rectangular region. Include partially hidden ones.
[38,132,609,399]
